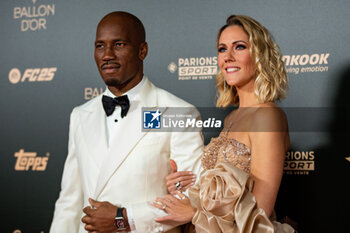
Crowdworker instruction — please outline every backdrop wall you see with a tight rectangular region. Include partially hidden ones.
[1,0,349,232]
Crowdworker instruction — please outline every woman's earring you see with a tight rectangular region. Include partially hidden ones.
[224,80,226,92]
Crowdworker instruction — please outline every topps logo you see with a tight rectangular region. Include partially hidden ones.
[13,229,44,233]
[9,67,57,84]
[14,149,49,171]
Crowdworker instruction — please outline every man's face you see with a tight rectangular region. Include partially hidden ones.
[94,16,146,89]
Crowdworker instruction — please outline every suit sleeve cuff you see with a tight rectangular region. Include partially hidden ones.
[124,204,136,232]
[129,202,176,233]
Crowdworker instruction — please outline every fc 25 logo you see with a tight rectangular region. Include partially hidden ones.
[9,67,57,84]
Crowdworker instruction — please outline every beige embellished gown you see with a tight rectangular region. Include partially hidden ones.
[188,129,295,233]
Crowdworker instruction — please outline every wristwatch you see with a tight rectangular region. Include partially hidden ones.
[114,207,128,231]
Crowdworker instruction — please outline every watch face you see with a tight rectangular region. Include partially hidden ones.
[115,218,127,230]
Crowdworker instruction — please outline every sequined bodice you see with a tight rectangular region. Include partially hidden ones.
[201,129,251,174]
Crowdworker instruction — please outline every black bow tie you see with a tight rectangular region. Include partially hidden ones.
[102,95,130,118]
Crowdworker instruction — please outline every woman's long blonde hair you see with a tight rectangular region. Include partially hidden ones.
[216,15,288,107]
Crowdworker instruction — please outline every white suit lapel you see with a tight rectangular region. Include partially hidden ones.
[79,95,109,168]
[93,78,158,198]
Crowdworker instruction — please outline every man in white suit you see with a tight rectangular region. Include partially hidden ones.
[49,11,203,233]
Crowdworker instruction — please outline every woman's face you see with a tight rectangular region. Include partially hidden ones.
[218,25,256,89]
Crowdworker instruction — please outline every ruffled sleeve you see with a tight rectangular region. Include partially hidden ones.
[188,162,294,233]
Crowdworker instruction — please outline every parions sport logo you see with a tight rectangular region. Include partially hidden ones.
[168,56,218,81]
[14,149,49,171]
[13,0,55,32]
[8,67,57,84]
[283,53,330,75]
[284,150,315,175]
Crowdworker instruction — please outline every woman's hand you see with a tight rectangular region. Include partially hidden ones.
[151,193,196,226]
[166,159,196,194]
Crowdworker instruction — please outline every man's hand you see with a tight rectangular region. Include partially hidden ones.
[81,198,118,233]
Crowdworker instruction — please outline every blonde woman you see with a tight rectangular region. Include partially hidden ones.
[152,15,294,233]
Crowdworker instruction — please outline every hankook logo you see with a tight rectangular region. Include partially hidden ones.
[283,53,330,75]
[9,67,57,84]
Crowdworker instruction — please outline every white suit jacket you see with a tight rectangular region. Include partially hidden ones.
[50,78,204,233]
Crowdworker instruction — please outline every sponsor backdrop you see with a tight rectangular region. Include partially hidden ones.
[1,0,349,232]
